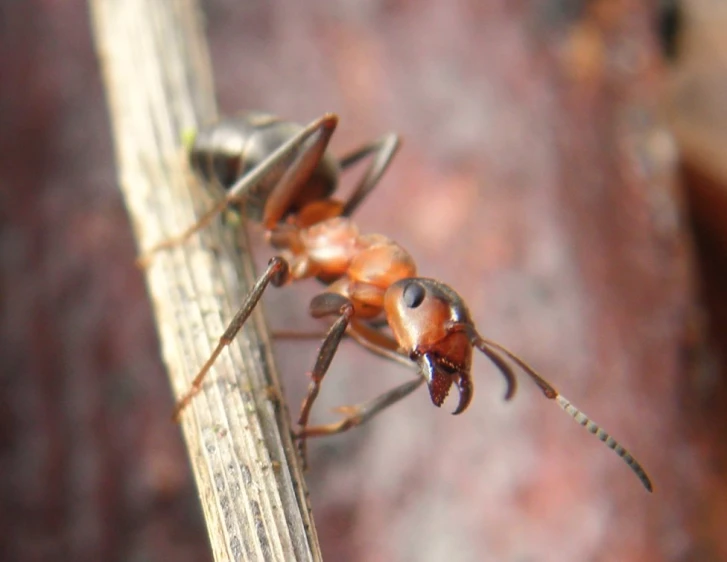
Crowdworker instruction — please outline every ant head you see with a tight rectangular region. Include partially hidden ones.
[384,278,476,414]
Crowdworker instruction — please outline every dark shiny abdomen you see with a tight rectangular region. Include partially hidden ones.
[188,113,339,221]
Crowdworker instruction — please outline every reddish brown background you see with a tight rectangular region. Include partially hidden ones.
[2,1,725,561]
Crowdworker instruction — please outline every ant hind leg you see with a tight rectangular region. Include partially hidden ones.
[338,133,400,217]
[138,114,338,264]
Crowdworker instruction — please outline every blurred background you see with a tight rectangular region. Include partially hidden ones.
[2,0,727,560]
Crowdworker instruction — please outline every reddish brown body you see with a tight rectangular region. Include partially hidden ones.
[283,215,416,309]
[270,210,475,413]
[142,112,653,493]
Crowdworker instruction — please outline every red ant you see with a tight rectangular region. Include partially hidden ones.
[140,112,653,493]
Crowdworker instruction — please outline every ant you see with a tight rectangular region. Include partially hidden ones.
[140,112,653,493]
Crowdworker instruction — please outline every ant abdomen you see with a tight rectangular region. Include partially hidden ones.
[188,112,339,220]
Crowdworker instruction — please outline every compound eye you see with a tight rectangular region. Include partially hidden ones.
[402,281,426,308]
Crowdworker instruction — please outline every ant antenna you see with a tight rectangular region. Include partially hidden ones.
[472,334,653,493]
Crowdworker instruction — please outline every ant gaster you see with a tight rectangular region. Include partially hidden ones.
[140,112,653,493]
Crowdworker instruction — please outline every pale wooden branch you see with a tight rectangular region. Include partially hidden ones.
[89,0,321,560]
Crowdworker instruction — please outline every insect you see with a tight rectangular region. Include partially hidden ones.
[141,112,653,493]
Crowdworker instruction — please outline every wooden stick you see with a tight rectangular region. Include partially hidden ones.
[89,1,322,560]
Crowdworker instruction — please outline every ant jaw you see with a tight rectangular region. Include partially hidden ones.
[417,353,473,415]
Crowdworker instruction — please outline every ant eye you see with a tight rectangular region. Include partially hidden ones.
[402,282,425,308]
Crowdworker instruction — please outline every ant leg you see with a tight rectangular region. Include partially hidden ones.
[271,329,330,340]
[296,317,422,443]
[271,318,396,345]
[338,133,400,217]
[296,293,355,467]
[274,318,415,370]
[298,377,424,439]
[138,114,338,264]
[172,257,290,421]
[346,318,413,368]
[261,114,339,229]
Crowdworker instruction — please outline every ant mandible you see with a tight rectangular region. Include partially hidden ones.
[140,112,653,493]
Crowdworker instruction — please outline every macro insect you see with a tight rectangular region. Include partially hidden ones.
[141,112,653,493]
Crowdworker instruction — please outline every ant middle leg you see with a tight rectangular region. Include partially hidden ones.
[172,256,290,421]
[271,318,395,348]
[338,133,400,217]
[345,317,412,368]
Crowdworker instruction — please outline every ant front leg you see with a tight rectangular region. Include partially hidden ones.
[346,317,412,368]
[172,257,290,421]
[298,317,423,441]
[138,114,338,264]
[338,133,400,217]
[298,377,423,439]
[295,293,356,467]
